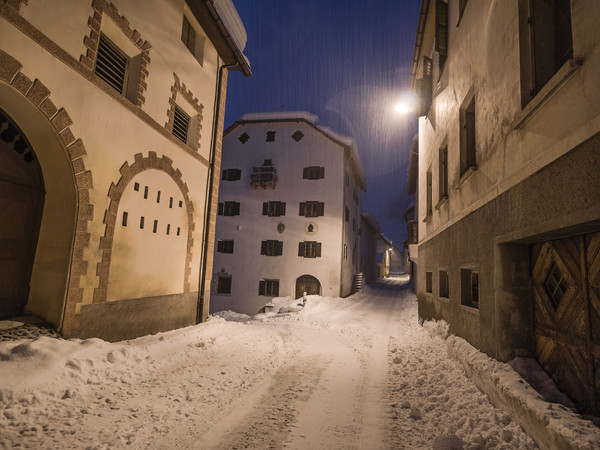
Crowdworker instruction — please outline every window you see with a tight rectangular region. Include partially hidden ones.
[426,272,433,293]
[181,14,205,65]
[259,279,279,297]
[439,145,448,199]
[134,182,140,191]
[303,166,325,180]
[299,201,324,218]
[352,218,356,231]
[217,240,234,254]
[344,243,348,260]
[172,105,190,144]
[169,197,173,208]
[140,216,145,229]
[153,220,158,233]
[217,275,232,294]
[166,224,170,235]
[218,201,240,216]
[122,211,128,226]
[425,169,432,218]
[95,33,129,95]
[261,240,283,256]
[298,241,322,258]
[144,186,148,199]
[181,15,196,54]
[345,206,350,222]
[292,130,304,141]
[263,201,286,217]
[439,270,449,298]
[265,131,275,142]
[460,95,476,177]
[222,169,241,181]
[239,132,250,144]
[156,191,161,203]
[461,269,479,308]
[519,0,573,107]
[435,0,448,75]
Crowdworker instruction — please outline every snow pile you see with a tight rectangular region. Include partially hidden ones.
[446,335,600,450]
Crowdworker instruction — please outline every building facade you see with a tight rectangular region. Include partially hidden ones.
[211,112,366,315]
[360,212,380,283]
[411,0,600,414]
[0,0,250,340]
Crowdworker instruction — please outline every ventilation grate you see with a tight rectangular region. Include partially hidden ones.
[95,34,128,94]
[173,105,190,144]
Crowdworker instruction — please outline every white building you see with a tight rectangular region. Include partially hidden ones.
[411,0,600,415]
[0,0,250,340]
[211,112,366,315]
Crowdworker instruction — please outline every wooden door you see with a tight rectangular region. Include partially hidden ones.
[531,232,600,415]
[0,111,44,319]
[295,275,320,299]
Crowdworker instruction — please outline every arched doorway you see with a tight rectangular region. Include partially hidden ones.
[0,109,44,319]
[295,275,321,299]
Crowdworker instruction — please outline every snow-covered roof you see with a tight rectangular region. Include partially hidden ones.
[213,0,247,52]
[230,111,366,190]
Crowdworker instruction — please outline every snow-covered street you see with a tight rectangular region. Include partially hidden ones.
[0,277,546,448]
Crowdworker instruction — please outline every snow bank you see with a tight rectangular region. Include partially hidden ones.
[446,335,600,450]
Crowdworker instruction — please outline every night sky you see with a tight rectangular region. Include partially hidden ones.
[225,0,421,245]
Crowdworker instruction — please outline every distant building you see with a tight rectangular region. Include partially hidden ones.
[0,0,250,340]
[411,0,600,414]
[360,212,380,283]
[211,112,366,315]
[376,235,393,279]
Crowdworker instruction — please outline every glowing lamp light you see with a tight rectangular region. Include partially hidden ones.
[394,92,417,115]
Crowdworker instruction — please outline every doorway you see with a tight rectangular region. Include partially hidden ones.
[0,110,44,319]
[530,232,600,415]
[295,275,321,299]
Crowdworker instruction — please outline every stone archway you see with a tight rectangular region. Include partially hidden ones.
[0,49,94,332]
[295,275,321,299]
[94,152,195,303]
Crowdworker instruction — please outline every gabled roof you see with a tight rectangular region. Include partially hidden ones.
[225,112,366,191]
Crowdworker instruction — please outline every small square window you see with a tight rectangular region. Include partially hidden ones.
[292,130,304,142]
[265,131,275,142]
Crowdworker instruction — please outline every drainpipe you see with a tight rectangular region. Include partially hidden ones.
[197,61,238,323]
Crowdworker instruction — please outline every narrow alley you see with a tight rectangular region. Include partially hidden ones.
[1,278,542,449]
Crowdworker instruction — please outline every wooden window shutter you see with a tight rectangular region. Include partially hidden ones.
[259,280,266,295]
[298,241,305,256]
[299,202,305,216]
[234,202,240,215]
[416,56,433,117]
[263,202,268,215]
[280,202,286,216]
[274,281,279,297]
[222,170,227,180]
[316,242,322,257]
[435,0,448,57]
[303,167,309,179]
[319,167,325,178]
[217,202,224,215]
[217,241,224,252]
[277,241,283,256]
[261,241,267,255]
[318,202,325,216]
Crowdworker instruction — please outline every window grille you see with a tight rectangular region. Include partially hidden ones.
[173,105,190,144]
[95,33,129,94]
[217,276,232,294]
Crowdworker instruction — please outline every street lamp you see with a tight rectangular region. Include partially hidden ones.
[394,92,417,115]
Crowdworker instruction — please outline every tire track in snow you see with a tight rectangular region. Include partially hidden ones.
[211,355,326,449]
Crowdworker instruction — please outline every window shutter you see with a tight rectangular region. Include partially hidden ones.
[435,0,448,71]
[416,56,433,117]
[263,202,268,215]
[319,167,325,179]
[281,202,286,216]
[217,202,224,215]
[303,167,308,179]
[260,240,267,255]
[277,241,283,256]
[259,280,266,295]
[217,241,223,252]
[299,202,305,216]
[318,202,325,216]
[95,33,128,95]
[234,202,240,215]
[222,170,227,180]
[316,242,322,257]
[298,242,305,257]
[274,281,279,297]
[235,169,241,180]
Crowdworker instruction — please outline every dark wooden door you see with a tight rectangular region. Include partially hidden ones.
[531,232,600,415]
[295,275,320,299]
[0,111,44,319]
